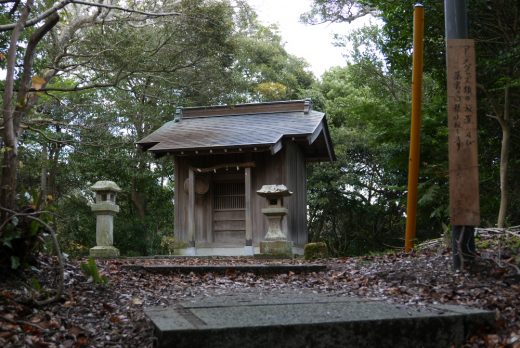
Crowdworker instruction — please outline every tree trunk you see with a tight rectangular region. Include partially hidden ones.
[131,176,147,220]
[0,151,18,211]
[497,86,510,228]
[39,144,49,209]
[0,1,33,221]
[48,141,62,203]
[0,8,59,224]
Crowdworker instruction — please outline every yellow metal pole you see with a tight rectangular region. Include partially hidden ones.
[404,4,425,252]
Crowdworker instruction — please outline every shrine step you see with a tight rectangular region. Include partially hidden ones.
[122,264,327,275]
[145,293,494,348]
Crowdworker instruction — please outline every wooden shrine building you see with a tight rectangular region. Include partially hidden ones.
[137,99,335,255]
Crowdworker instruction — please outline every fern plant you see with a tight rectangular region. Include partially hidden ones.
[80,257,108,285]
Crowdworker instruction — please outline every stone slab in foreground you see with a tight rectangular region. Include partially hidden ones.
[145,293,494,348]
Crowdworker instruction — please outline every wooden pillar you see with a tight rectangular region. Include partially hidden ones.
[244,167,253,255]
[188,167,195,249]
[445,0,479,269]
[173,157,181,240]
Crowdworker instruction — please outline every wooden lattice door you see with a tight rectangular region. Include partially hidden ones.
[212,182,245,244]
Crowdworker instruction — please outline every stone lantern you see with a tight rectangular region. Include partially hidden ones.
[257,185,293,257]
[90,181,121,258]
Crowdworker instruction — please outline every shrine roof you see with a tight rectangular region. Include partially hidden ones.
[137,100,335,161]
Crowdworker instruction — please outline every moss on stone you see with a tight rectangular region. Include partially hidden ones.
[260,240,293,258]
[304,242,328,260]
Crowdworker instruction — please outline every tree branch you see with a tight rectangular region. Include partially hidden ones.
[8,0,20,16]
[15,12,60,117]
[25,126,74,145]
[301,2,376,25]
[70,0,181,17]
[31,77,130,92]
[0,315,51,334]
[485,113,498,120]
[0,0,180,32]
[2,0,32,148]
[0,118,88,131]
[0,0,70,32]
[25,118,85,127]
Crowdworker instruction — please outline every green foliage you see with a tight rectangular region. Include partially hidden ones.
[14,0,510,264]
[231,3,315,102]
[504,236,520,251]
[305,0,520,231]
[10,256,20,270]
[308,25,449,255]
[80,257,108,285]
[160,236,179,256]
[30,277,42,292]
[0,211,48,272]
[304,242,329,260]
[0,0,319,264]
[56,194,96,258]
[475,236,491,250]
[254,82,288,101]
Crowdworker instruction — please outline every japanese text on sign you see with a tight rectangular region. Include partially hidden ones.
[447,39,480,226]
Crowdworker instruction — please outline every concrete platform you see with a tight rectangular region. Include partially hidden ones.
[145,293,494,348]
[122,264,327,274]
[174,246,305,256]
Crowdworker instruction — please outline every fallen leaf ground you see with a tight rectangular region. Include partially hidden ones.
[1,237,519,347]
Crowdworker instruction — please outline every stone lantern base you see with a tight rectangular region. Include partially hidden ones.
[90,246,120,258]
[259,240,293,258]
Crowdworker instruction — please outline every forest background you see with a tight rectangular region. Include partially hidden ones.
[0,0,518,267]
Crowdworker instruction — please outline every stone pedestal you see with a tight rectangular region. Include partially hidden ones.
[90,181,121,258]
[90,246,120,258]
[262,207,288,240]
[259,240,293,257]
[256,185,293,258]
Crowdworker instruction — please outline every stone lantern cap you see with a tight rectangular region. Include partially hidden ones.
[91,181,122,193]
[256,185,293,198]
[91,181,121,212]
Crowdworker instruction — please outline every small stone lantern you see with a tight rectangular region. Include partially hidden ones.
[257,185,293,257]
[90,181,121,258]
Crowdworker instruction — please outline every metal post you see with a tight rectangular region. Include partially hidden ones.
[444,0,468,39]
[404,4,425,252]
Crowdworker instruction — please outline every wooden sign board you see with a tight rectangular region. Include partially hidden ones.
[447,39,480,225]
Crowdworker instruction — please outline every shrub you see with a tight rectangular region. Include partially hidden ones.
[0,209,47,272]
[160,236,176,255]
[80,257,108,285]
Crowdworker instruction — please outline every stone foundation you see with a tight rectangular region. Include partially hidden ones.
[259,240,293,258]
[90,246,120,258]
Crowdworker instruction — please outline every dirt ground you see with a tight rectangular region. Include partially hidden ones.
[1,237,519,347]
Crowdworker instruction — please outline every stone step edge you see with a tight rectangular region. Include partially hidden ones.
[121,264,327,274]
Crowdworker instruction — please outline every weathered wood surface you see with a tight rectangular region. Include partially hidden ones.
[245,167,252,245]
[213,182,246,245]
[183,177,209,195]
[447,39,480,226]
[182,100,307,118]
[192,161,256,173]
[137,104,332,162]
[188,168,195,246]
[174,144,308,248]
[284,142,308,245]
